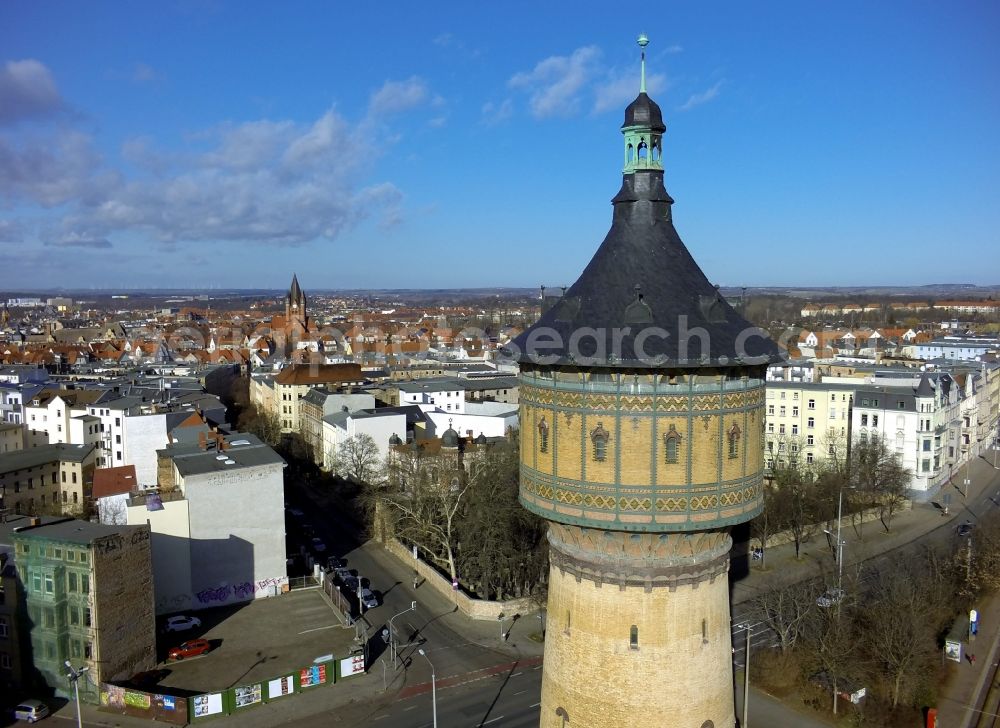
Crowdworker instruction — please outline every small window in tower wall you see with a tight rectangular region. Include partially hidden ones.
[663,425,682,464]
[538,417,549,453]
[591,423,609,462]
[728,424,741,459]
[630,625,639,649]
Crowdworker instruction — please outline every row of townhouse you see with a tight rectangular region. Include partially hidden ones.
[801,300,1000,318]
[764,363,1000,493]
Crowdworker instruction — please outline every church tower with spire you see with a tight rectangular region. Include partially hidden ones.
[285,273,307,327]
[512,36,780,728]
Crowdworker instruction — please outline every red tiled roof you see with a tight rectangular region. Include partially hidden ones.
[92,465,137,499]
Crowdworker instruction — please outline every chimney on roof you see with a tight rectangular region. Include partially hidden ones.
[30,516,40,526]
[216,433,226,451]
[198,432,207,451]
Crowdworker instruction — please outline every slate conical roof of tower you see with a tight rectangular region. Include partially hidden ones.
[509,82,780,369]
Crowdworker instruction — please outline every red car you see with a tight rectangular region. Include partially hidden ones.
[168,639,211,660]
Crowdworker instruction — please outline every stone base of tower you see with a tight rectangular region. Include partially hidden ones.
[539,524,736,728]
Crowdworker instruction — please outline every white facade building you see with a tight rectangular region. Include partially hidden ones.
[321,410,407,472]
[127,432,287,614]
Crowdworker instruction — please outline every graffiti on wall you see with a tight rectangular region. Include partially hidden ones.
[194,577,287,605]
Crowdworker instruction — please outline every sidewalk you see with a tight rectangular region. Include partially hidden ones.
[935,588,1000,728]
[732,453,1000,606]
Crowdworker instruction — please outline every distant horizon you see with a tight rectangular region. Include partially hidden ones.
[3,282,1000,297]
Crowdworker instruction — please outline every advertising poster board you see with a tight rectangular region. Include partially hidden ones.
[267,675,295,699]
[945,640,962,662]
[339,654,365,678]
[234,684,262,708]
[300,664,327,688]
[192,693,224,719]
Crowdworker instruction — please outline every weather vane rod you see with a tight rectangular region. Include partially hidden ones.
[638,33,649,93]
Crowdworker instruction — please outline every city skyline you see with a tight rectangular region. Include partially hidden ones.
[2,1,999,289]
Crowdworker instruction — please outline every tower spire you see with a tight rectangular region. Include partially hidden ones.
[638,33,649,93]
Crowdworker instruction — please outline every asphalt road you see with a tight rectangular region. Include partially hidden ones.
[289,483,519,688]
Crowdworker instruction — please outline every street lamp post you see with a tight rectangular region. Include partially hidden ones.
[822,528,846,596]
[65,660,89,728]
[389,600,417,670]
[417,648,437,728]
[737,623,751,728]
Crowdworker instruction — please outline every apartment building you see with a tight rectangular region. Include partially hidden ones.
[128,432,287,614]
[251,363,365,433]
[852,372,965,493]
[764,381,857,470]
[11,517,156,700]
[0,444,98,516]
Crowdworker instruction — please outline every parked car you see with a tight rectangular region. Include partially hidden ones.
[333,566,353,583]
[163,615,202,633]
[311,537,327,553]
[168,639,211,660]
[816,587,846,608]
[14,699,49,723]
[341,575,360,591]
[360,588,379,610]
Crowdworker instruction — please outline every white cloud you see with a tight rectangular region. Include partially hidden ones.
[368,76,431,116]
[678,81,723,112]
[0,129,113,207]
[2,103,405,248]
[664,44,684,54]
[0,59,63,125]
[481,98,514,126]
[508,46,601,118]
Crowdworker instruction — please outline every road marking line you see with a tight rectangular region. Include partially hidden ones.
[403,705,417,711]
[482,716,505,725]
[513,689,527,695]
[530,702,540,708]
[298,625,339,634]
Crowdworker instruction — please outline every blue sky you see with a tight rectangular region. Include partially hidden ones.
[1,1,998,291]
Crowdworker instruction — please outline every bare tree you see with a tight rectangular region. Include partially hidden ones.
[771,462,820,560]
[236,403,282,446]
[859,563,940,708]
[335,433,382,485]
[456,436,548,600]
[750,579,816,653]
[99,497,129,526]
[377,450,471,585]
[804,595,860,715]
[852,434,909,533]
[751,480,784,568]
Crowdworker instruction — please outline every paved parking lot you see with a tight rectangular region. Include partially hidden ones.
[156,589,359,693]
